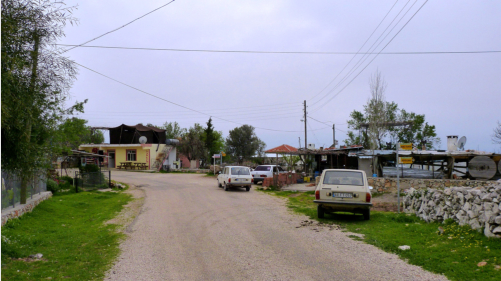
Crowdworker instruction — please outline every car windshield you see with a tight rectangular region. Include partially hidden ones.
[323,171,364,186]
[254,166,271,171]
[231,167,250,175]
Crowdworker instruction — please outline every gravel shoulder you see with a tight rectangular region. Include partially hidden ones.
[104,172,447,281]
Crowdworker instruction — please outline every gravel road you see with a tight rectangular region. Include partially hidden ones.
[105,172,448,281]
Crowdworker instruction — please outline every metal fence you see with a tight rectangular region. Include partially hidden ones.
[74,170,111,191]
[1,170,47,210]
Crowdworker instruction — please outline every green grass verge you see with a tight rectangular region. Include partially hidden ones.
[261,190,501,281]
[1,190,133,280]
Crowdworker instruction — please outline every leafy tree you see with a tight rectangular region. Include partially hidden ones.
[226,125,265,164]
[1,0,77,203]
[163,121,186,139]
[345,71,438,150]
[53,117,104,154]
[177,123,206,164]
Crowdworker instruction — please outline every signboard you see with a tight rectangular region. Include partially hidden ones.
[212,154,221,159]
[399,143,413,150]
[222,152,226,156]
[399,157,414,164]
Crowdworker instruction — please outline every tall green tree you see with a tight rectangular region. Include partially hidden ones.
[2,0,77,203]
[345,71,438,150]
[162,121,186,139]
[177,123,206,164]
[53,117,104,154]
[226,125,265,164]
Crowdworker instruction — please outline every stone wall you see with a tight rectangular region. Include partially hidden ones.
[367,177,488,193]
[403,184,501,238]
[1,191,52,226]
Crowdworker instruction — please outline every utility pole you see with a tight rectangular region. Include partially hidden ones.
[304,100,307,149]
[332,124,335,148]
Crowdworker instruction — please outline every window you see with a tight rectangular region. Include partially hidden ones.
[126,149,137,161]
[254,166,271,171]
[231,167,250,175]
[323,171,364,186]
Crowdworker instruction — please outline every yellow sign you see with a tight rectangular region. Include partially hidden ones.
[399,157,414,164]
[222,152,226,156]
[399,143,413,150]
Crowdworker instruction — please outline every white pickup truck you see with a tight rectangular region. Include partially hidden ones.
[251,165,287,184]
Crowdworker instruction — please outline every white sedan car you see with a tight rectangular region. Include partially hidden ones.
[217,166,253,191]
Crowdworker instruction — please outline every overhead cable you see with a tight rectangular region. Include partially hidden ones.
[61,0,176,54]
[313,0,429,111]
[74,61,305,133]
[54,44,500,55]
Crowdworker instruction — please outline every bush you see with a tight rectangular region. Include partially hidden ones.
[80,164,99,173]
[60,176,73,185]
[46,179,60,194]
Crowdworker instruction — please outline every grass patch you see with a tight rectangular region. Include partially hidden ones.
[1,190,133,280]
[259,190,501,281]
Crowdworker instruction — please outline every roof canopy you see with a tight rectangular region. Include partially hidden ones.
[109,124,166,144]
[265,144,298,154]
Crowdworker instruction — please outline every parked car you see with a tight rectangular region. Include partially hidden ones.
[251,165,287,184]
[314,169,373,220]
[217,166,252,191]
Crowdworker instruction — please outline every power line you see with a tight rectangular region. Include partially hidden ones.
[307,115,348,133]
[74,61,305,133]
[54,44,501,55]
[314,0,429,111]
[310,0,416,107]
[308,0,400,102]
[60,0,176,54]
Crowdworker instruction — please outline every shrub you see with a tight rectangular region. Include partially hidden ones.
[80,164,99,173]
[46,179,60,194]
[61,176,73,185]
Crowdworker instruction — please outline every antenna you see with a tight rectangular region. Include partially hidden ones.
[457,136,467,151]
[139,136,147,144]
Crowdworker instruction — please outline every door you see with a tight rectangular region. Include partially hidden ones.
[108,151,115,168]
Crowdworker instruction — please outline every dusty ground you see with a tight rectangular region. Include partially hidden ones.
[104,172,447,281]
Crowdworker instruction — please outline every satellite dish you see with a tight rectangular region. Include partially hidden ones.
[139,136,147,144]
[457,136,467,150]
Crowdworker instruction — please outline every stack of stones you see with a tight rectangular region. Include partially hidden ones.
[403,183,501,238]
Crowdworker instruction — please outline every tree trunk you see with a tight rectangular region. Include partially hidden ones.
[21,32,40,204]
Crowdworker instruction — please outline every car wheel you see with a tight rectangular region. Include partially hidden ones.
[217,180,222,188]
[363,209,370,220]
[224,182,229,191]
[246,186,250,192]
[317,205,325,219]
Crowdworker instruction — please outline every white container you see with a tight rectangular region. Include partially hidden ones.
[447,135,458,151]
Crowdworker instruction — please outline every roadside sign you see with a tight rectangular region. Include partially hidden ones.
[222,152,226,156]
[399,157,414,164]
[212,154,221,159]
[399,143,413,150]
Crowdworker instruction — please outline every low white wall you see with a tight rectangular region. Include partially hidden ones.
[403,183,501,238]
[1,191,52,226]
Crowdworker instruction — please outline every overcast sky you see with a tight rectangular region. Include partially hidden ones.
[60,0,501,152]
